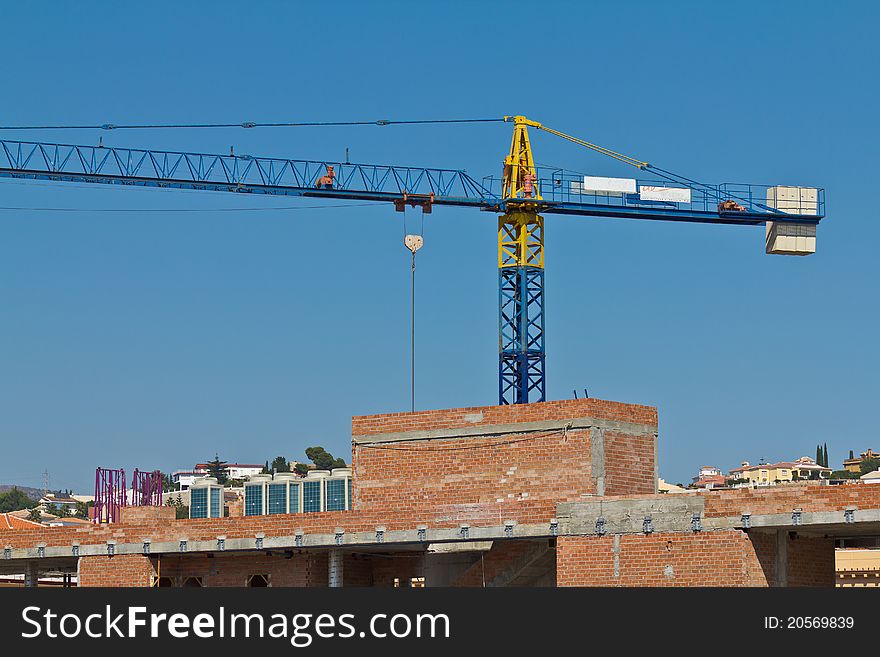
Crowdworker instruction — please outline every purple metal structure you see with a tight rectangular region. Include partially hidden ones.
[132,469,163,507]
[93,467,126,524]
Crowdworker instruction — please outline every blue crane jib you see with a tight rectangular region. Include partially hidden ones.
[0,139,823,225]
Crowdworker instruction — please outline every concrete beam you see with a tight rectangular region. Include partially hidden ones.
[353,416,657,445]
[1,522,559,562]
[558,496,705,535]
[4,507,879,563]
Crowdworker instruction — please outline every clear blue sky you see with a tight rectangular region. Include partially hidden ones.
[0,1,876,493]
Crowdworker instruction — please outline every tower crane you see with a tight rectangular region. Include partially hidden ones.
[0,116,825,405]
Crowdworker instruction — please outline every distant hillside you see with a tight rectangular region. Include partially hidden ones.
[0,485,42,500]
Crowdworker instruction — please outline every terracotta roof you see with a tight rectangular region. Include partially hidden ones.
[0,513,43,529]
[693,475,728,488]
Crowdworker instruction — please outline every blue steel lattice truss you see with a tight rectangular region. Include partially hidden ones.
[499,267,545,404]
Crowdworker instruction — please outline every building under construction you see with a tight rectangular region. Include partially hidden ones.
[2,397,880,587]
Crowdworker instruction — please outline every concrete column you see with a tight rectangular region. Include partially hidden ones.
[24,562,38,588]
[775,529,788,587]
[591,427,606,496]
[328,549,344,588]
[612,534,621,579]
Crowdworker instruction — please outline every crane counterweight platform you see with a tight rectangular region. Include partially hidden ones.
[0,116,825,405]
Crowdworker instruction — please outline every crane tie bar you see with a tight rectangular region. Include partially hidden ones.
[0,118,506,131]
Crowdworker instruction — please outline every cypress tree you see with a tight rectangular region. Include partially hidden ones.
[816,444,822,465]
[823,443,829,468]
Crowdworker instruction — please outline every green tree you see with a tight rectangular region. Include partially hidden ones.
[73,500,92,519]
[26,507,42,522]
[205,454,230,485]
[0,487,37,513]
[304,446,347,470]
[830,469,858,480]
[823,443,829,468]
[165,496,189,519]
[859,458,880,476]
[849,450,855,460]
[293,462,310,476]
[270,456,290,474]
[161,473,176,493]
[815,444,822,466]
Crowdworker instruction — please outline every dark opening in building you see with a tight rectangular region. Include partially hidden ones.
[247,574,270,587]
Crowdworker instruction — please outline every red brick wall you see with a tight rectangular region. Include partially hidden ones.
[352,398,657,523]
[747,530,777,585]
[354,429,593,524]
[556,530,835,587]
[119,506,176,524]
[788,534,835,586]
[79,554,155,587]
[557,531,772,587]
[604,430,656,496]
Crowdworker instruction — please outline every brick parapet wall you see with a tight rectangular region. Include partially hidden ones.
[351,398,657,437]
[701,483,880,517]
[118,506,176,524]
[552,484,880,518]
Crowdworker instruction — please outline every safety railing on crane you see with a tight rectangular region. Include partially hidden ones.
[482,168,825,218]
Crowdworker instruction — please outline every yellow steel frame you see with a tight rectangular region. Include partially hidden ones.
[500,116,544,268]
[498,211,544,268]
[502,115,542,202]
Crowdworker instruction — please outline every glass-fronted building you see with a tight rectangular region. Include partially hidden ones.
[242,469,352,517]
[188,477,223,519]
